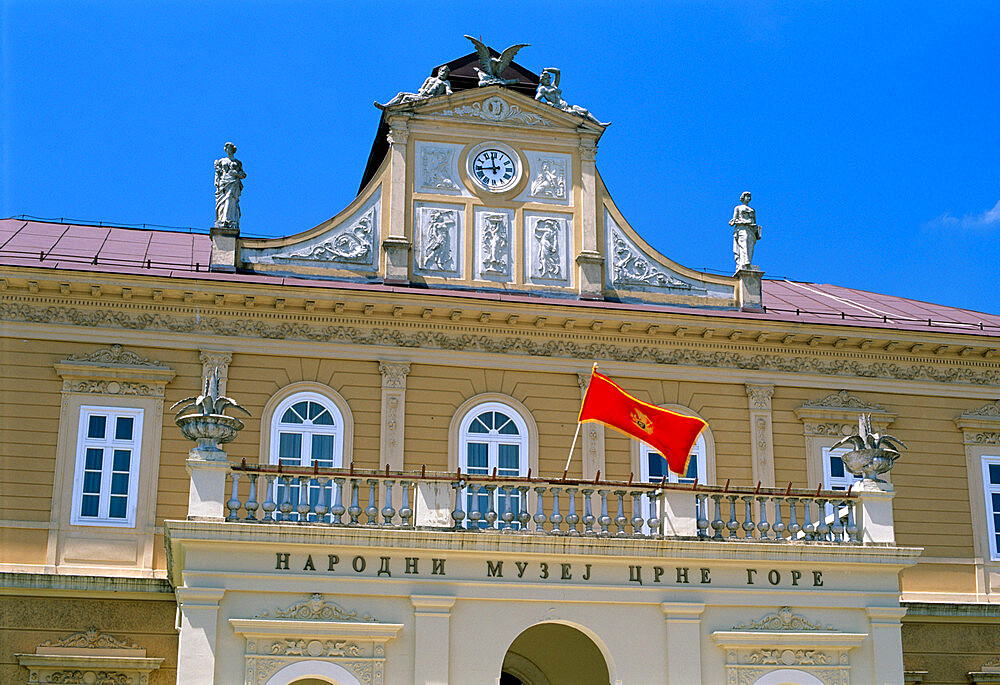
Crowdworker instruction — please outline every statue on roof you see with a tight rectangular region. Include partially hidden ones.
[465,35,528,86]
[730,191,762,271]
[535,68,606,125]
[214,142,246,230]
[378,65,453,108]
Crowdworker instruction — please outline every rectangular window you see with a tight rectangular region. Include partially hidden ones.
[983,456,1000,561]
[72,406,144,527]
[822,446,861,491]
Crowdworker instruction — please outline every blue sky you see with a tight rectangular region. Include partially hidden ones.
[3,1,999,314]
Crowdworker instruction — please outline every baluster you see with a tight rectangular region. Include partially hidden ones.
[365,479,379,525]
[348,479,362,525]
[399,481,413,527]
[261,474,276,523]
[772,497,786,540]
[296,476,312,522]
[846,498,859,543]
[696,494,710,538]
[468,484,484,529]
[549,487,564,535]
[801,498,815,540]
[226,471,241,521]
[581,488,596,536]
[314,477,329,524]
[516,485,531,531]
[451,480,466,529]
[533,486,548,534]
[597,490,611,537]
[565,488,580,536]
[613,490,628,537]
[816,498,830,540]
[278,476,294,522]
[647,491,662,538]
[756,497,770,540]
[630,492,644,537]
[830,497,844,541]
[726,495,739,538]
[484,484,498,530]
[742,496,755,539]
[331,477,346,525]
[787,498,800,538]
[245,473,259,521]
[381,480,396,525]
[711,495,725,539]
[500,486,514,532]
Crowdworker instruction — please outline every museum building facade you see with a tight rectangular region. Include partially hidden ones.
[2,42,1000,685]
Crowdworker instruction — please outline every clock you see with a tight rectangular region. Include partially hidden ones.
[467,144,521,192]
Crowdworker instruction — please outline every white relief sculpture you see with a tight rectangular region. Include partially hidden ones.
[730,191,762,270]
[465,36,528,86]
[214,142,246,229]
[480,214,509,275]
[802,390,885,411]
[529,159,566,199]
[611,230,692,289]
[257,593,375,622]
[421,209,457,271]
[732,606,835,632]
[276,208,375,265]
[535,67,607,125]
[421,148,458,190]
[440,96,551,126]
[533,218,562,278]
[378,65,453,107]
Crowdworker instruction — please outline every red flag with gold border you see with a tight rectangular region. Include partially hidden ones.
[578,369,707,476]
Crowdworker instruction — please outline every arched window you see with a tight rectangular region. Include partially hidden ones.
[459,401,529,528]
[268,391,345,521]
[639,434,707,485]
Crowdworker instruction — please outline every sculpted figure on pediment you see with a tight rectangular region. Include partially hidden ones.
[215,142,246,229]
[466,36,528,86]
[730,191,762,270]
[379,65,453,107]
[535,67,606,125]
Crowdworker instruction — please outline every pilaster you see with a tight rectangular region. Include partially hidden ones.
[199,349,232,395]
[379,361,410,470]
[745,384,775,488]
[577,136,603,300]
[866,606,907,685]
[577,372,604,480]
[662,602,705,684]
[411,595,455,685]
[384,115,412,284]
[176,587,227,685]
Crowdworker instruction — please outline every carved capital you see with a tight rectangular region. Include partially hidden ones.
[387,119,410,146]
[577,371,592,391]
[745,384,774,411]
[379,361,411,389]
[578,139,597,162]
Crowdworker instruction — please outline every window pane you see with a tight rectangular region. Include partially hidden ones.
[647,452,665,481]
[114,416,134,441]
[81,494,99,517]
[990,463,1000,485]
[830,456,845,479]
[312,408,335,425]
[112,449,131,472]
[312,434,334,465]
[467,443,488,471]
[109,496,127,519]
[278,433,303,464]
[497,415,519,435]
[291,401,310,419]
[87,415,106,439]
[683,455,699,481]
[280,408,302,424]
[85,448,103,471]
[111,472,129,495]
[468,416,490,433]
[83,471,102,494]
[498,444,519,471]
[992,493,1000,512]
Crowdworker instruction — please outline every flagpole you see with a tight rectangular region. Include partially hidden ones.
[563,420,583,473]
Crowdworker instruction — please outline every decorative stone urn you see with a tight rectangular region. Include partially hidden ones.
[172,368,250,461]
[832,413,906,483]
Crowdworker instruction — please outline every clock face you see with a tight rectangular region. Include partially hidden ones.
[470,148,518,191]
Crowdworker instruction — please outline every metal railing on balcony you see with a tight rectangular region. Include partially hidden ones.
[219,462,862,544]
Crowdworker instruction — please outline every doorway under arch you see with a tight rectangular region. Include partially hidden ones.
[500,622,611,685]
[752,669,825,685]
[263,659,362,685]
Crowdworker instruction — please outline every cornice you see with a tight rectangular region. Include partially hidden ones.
[5,295,1000,388]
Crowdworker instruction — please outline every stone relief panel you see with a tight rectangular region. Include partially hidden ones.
[516,151,572,204]
[474,208,513,282]
[415,141,465,196]
[524,212,571,286]
[438,95,554,127]
[245,190,381,272]
[414,202,463,278]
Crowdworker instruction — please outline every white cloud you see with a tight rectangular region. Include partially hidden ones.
[926,199,1000,232]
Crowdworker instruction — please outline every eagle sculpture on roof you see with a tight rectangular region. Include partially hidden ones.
[464,35,529,87]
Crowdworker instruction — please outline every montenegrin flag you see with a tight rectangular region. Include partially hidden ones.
[578,368,707,476]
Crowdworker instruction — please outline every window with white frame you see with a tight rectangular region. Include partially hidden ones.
[983,455,1000,561]
[459,402,529,528]
[638,435,706,532]
[269,392,344,521]
[822,446,862,492]
[71,406,144,527]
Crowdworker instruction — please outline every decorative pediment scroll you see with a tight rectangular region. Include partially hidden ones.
[65,344,167,369]
[274,207,376,265]
[256,593,376,622]
[16,627,162,685]
[55,346,175,398]
[954,400,1000,445]
[438,94,554,127]
[795,391,895,438]
[801,391,886,412]
[732,607,834,632]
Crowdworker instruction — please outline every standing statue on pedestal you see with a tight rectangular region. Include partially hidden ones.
[214,143,246,229]
[378,66,453,108]
[729,191,761,270]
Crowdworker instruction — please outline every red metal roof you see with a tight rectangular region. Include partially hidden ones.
[2,218,998,338]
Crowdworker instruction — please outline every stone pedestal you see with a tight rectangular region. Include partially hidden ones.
[186,452,231,520]
[660,489,698,537]
[735,266,763,311]
[856,479,896,543]
[382,236,411,284]
[415,481,454,528]
[209,225,240,272]
[576,250,604,300]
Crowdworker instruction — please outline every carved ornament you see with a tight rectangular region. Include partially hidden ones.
[39,628,140,651]
[480,213,510,276]
[378,361,411,390]
[256,594,375,622]
[802,390,885,411]
[745,384,774,410]
[420,147,459,190]
[732,606,835,632]
[65,344,166,368]
[529,159,567,199]
[966,400,1000,417]
[268,639,361,657]
[439,96,553,127]
[746,648,831,666]
[40,671,130,684]
[275,208,376,265]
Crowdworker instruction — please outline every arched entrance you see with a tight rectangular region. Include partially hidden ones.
[500,623,611,685]
[752,670,825,685]
[263,659,362,685]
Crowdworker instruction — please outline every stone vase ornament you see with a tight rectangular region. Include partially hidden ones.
[172,367,250,460]
[831,413,907,483]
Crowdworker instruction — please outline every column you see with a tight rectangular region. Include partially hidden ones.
[745,384,775,488]
[175,587,226,685]
[199,350,232,395]
[410,595,455,685]
[577,372,604,480]
[662,602,705,684]
[383,115,411,283]
[379,361,410,471]
[866,606,907,685]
